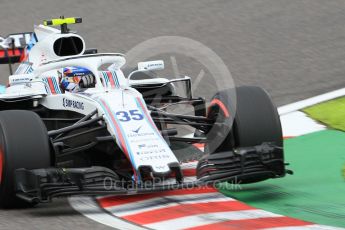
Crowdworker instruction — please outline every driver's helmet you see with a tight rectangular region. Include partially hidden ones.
[59,66,94,92]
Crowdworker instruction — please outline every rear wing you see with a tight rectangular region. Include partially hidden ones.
[0,32,35,74]
[0,32,34,63]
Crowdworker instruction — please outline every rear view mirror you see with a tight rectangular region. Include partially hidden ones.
[137,60,164,71]
[128,60,165,82]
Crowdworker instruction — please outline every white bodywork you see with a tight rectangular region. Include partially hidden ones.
[0,24,179,181]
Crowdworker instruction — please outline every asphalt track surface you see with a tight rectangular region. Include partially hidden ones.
[0,0,345,229]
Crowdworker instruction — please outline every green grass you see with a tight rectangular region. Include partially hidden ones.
[304,96,345,131]
[219,130,345,227]
[217,99,345,227]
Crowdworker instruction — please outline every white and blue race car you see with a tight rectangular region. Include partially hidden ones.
[0,17,290,208]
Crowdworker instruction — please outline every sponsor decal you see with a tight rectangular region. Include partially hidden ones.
[12,77,31,83]
[0,33,32,49]
[127,132,155,138]
[139,154,172,161]
[138,144,146,148]
[62,98,84,110]
[136,148,166,155]
[132,126,142,134]
[138,144,158,149]
[154,165,167,170]
[147,63,163,68]
[138,60,164,70]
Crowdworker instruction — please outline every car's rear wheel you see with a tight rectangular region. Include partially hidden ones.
[0,110,51,208]
[206,86,283,153]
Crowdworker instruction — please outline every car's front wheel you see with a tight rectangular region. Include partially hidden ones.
[205,86,283,153]
[199,86,286,184]
[0,110,51,208]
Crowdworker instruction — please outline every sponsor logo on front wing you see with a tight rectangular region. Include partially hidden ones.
[136,148,166,155]
[138,144,159,149]
[139,154,172,161]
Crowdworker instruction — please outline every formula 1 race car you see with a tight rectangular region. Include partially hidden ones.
[0,17,290,208]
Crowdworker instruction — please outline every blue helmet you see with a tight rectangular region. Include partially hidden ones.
[60,66,94,92]
[63,66,93,77]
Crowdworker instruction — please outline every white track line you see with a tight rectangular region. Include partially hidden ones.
[145,210,282,230]
[279,88,345,136]
[278,87,345,115]
[280,111,326,137]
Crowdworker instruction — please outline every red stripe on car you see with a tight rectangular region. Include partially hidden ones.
[136,98,160,132]
[106,72,115,88]
[99,99,139,180]
[99,99,129,157]
[47,78,56,94]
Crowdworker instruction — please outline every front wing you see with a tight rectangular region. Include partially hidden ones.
[15,143,291,203]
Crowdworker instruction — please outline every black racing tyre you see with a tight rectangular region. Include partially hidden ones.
[206,86,282,153]
[0,110,51,208]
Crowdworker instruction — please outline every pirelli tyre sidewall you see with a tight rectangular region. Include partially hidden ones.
[0,110,51,208]
[206,86,283,153]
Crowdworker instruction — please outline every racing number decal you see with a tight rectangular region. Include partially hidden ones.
[130,110,144,120]
[115,109,144,122]
[116,111,130,122]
